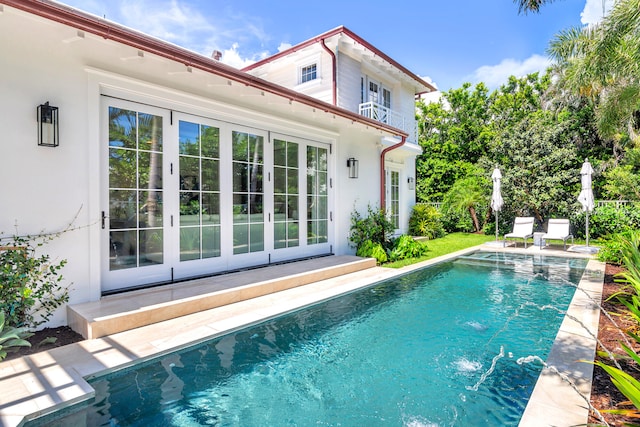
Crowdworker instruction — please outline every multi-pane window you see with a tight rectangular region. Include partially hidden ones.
[274,139,299,249]
[232,131,264,254]
[301,64,317,84]
[307,146,328,244]
[178,121,221,261]
[389,170,400,229]
[382,88,392,109]
[108,107,164,270]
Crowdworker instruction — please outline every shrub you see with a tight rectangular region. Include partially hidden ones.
[356,240,388,264]
[581,203,640,239]
[597,234,628,265]
[408,204,445,239]
[388,235,428,262]
[349,204,395,251]
[0,234,69,328]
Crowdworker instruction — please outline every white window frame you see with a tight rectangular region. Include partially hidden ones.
[295,53,322,89]
[300,63,317,84]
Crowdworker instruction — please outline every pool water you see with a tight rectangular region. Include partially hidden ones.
[30,252,588,426]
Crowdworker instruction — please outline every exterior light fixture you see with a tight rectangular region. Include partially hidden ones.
[408,177,415,190]
[37,102,59,147]
[347,157,359,179]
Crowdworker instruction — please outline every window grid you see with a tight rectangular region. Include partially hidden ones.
[307,146,328,245]
[178,120,221,262]
[301,64,317,84]
[273,139,299,249]
[232,131,264,254]
[108,107,164,271]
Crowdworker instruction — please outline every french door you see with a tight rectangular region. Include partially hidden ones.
[101,99,331,293]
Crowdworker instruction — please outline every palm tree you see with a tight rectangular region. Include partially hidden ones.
[514,0,556,14]
[446,177,485,232]
[548,0,640,139]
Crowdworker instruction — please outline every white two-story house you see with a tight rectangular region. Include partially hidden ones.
[0,2,434,328]
[243,26,435,231]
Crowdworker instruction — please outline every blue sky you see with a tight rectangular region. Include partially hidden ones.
[60,0,613,91]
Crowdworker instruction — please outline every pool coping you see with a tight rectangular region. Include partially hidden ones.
[0,245,602,427]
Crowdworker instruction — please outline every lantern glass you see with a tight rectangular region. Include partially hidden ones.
[408,177,415,190]
[37,102,59,147]
[347,157,358,179]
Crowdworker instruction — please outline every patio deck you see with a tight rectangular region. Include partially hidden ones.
[67,255,376,339]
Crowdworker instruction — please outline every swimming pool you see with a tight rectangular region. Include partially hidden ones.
[28,251,588,426]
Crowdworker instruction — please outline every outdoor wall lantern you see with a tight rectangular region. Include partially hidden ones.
[347,157,359,179]
[408,177,415,190]
[37,102,59,147]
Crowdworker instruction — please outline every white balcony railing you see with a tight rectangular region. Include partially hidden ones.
[358,101,418,143]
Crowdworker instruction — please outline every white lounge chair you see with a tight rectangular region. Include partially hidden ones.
[504,217,534,248]
[541,218,574,250]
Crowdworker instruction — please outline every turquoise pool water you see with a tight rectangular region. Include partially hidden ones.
[30,252,588,426]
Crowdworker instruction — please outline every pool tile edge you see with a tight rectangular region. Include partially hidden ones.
[518,259,604,427]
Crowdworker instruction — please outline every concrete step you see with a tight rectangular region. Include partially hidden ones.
[67,255,376,339]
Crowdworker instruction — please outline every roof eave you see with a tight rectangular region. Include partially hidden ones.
[1,0,407,138]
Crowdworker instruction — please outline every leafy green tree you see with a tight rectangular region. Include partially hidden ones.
[488,111,580,223]
[416,83,492,201]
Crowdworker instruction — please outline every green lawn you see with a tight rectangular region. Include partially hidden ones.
[384,233,496,268]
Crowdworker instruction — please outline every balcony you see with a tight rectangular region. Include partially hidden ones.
[358,101,418,143]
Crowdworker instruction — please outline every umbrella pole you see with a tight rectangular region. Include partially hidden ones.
[495,210,499,242]
[586,211,590,247]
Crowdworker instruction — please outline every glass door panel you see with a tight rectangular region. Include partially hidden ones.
[232,131,264,254]
[307,146,328,245]
[178,120,221,262]
[108,107,164,271]
[273,138,299,249]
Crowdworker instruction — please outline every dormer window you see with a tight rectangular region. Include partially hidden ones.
[300,64,317,84]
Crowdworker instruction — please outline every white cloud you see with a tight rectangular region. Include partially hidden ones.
[471,54,551,89]
[420,75,438,90]
[63,0,270,68]
[277,43,292,52]
[581,0,614,25]
[219,43,269,69]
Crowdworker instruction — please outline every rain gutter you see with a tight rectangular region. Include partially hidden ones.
[320,38,337,105]
[380,136,407,207]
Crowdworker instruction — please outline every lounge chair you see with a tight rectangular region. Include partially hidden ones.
[541,218,574,250]
[504,217,534,248]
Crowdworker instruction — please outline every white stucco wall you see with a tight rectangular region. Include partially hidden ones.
[0,5,419,328]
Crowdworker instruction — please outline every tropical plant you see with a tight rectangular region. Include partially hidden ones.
[592,230,640,421]
[408,204,445,239]
[349,204,395,252]
[356,240,388,264]
[441,176,487,232]
[0,235,69,328]
[388,235,429,262]
[0,311,32,361]
[614,231,640,297]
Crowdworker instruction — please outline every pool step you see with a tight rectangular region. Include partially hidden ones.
[67,255,376,339]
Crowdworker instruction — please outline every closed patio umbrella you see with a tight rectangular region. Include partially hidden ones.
[491,167,504,242]
[578,158,595,247]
